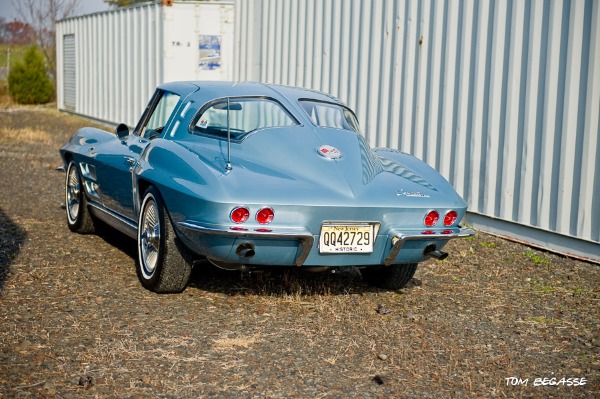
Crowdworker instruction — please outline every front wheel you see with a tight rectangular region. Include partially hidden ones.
[360,263,418,290]
[137,187,192,293]
[65,161,95,233]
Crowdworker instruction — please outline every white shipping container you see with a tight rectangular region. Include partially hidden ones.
[233,0,600,262]
[56,1,234,127]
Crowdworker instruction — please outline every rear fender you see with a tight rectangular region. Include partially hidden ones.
[133,139,224,223]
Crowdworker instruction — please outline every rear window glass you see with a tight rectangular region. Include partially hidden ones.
[192,97,298,140]
[299,99,361,133]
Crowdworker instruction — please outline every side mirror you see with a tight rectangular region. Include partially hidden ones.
[115,123,130,142]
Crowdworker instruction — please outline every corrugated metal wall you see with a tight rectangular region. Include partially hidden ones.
[56,3,163,126]
[56,2,234,127]
[234,0,600,261]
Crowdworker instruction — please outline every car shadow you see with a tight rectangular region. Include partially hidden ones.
[0,208,27,294]
[186,261,407,297]
[88,220,413,297]
[93,220,138,259]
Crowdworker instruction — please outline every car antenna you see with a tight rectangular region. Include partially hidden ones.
[226,97,232,172]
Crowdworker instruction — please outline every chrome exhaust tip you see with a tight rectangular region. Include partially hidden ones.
[236,242,255,259]
[424,244,448,260]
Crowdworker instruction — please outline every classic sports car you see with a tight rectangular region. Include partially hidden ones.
[60,81,474,293]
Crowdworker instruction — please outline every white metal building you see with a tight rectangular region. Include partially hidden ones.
[56,0,599,262]
[232,0,599,262]
[56,1,234,126]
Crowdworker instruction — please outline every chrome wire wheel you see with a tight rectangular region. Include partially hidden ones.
[66,162,81,225]
[64,161,94,233]
[136,186,192,293]
[139,195,161,279]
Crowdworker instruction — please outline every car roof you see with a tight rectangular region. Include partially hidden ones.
[157,81,346,107]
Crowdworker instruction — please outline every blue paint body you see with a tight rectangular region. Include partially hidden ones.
[60,81,473,269]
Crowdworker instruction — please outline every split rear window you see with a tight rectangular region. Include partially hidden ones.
[299,99,361,133]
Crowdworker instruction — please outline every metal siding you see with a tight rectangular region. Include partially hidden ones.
[582,0,600,244]
[56,2,233,127]
[54,4,163,126]
[234,0,600,261]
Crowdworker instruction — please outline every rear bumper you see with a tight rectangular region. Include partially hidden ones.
[384,227,475,265]
[178,222,314,266]
[178,221,475,267]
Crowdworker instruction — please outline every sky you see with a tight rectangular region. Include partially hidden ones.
[0,0,111,21]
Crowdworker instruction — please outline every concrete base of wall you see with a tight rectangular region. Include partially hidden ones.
[466,212,599,264]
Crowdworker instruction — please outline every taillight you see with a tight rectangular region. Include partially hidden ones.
[256,207,274,224]
[230,207,250,223]
[444,210,458,226]
[424,210,439,227]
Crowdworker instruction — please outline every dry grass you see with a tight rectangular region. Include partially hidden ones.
[213,334,262,351]
[0,82,14,108]
[0,126,53,145]
[0,107,598,398]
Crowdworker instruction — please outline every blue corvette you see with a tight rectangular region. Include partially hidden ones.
[60,81,474,293]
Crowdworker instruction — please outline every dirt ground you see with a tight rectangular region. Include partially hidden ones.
[0,106,598,398]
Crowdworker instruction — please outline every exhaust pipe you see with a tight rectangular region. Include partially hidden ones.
[424,244,448,260]
[236,242,255,259]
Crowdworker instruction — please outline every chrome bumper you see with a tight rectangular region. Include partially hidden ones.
[179,221,474,267]
[178,222,314,266]
[383,226,475,265]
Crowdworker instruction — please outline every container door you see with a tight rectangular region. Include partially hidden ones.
[63,34,76,111]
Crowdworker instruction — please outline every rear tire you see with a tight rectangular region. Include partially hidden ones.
[137,186,192,293]
[65,161,95,233]
[360,263,418,290]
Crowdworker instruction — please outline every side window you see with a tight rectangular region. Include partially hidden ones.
[192,97,298,140]
[138,91,180,139]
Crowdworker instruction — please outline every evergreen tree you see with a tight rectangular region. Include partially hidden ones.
[8,46,54,104]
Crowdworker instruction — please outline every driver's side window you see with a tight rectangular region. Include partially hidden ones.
[140,91,180,139]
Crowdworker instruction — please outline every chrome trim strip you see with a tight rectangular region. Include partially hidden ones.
[383,227,475,266]
[178,221,314,266]
[88,203,138,239]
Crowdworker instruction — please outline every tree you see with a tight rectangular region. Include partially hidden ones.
[104,0,149,6]
[11,0,81,80]
[8,45,54,104]
[104,0,181,7]
[0,20,36,45]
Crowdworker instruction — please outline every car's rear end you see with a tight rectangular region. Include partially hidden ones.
[167,126,473,270]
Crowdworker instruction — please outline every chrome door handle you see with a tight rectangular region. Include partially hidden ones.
[125,157,136,165]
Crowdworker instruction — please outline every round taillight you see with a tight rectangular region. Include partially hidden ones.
[256,207,274,224]
[230,207,250,223]
[424,210,439,227]
[444,210,458,226]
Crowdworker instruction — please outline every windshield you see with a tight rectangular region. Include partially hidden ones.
[299,99,361,133]
[192,97,298,140]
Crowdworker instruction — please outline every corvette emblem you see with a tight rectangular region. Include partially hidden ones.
[396,189,430,198]
[317,145,342,159]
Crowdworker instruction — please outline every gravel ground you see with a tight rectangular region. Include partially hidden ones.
[0,106,598,398]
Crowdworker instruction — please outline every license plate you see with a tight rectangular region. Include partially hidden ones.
[319,223,375,253]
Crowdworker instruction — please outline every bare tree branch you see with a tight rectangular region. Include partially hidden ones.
[10,0,81,80]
